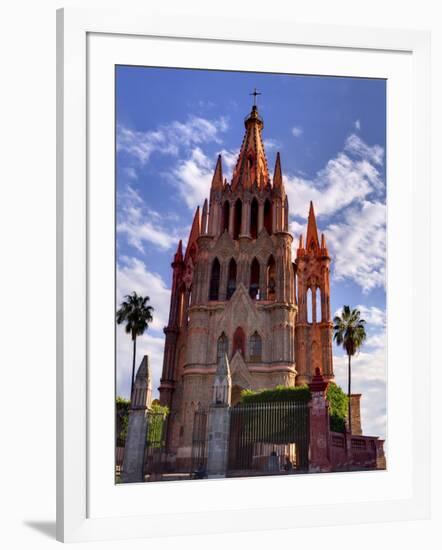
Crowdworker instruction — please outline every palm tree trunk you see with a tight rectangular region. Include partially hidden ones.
[130,336,137,403]
[347,353,352,435]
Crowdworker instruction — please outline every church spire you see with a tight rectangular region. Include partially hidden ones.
[211,154,223,190]
[306,201,320,253]
[173,239,183,264]
[231,104,270,190]
[185,206,200,260]
[273,152,283,188]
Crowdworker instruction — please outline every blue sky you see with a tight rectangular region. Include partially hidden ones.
[116,66,387,440]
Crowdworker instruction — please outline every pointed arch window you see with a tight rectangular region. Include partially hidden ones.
[264,199,273,235]
[250,197,259,239]
[221,200,230,233]
[307,287,313,323]
[233,327,245,357]
[233,199,242,240]
[226,258,237,300]
[209,258,220,301]
[315,287,322,323]
[249,331,262,362]
[217,333,228,363]
[266,255,276,301]
[249,258,260,300]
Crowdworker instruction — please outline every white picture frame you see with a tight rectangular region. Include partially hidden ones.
[56,7,431,543]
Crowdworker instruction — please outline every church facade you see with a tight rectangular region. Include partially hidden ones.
[159,103,335,469]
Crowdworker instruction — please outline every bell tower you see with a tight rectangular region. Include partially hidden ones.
[295,202,334,384]
[157,97,337,470]
[158,99,300,469]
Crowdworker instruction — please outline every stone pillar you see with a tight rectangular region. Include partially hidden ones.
[350,394,362,435]
[206,353,232,478]
[308,368,332,473]
[121,356,152,483]
[206,404,231,478]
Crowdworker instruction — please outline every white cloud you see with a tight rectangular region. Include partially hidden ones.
[116,326,165,400]
[326,200,386,293]
[286,152,383,220]
[332,301,386,440]
[356,305,386,327]
[354,119,361,131]
[117,185,184,252]
[116,256,172,399]
[285,133,384,220]
[117,256,171,332]
[124,166,138,180]
[218,148,239,183]
[284,132,385,293]
[291,125,303,137]
[333,304,386,328]
[333,337,386,440]
[172,147,213,210]
[263,138,281,150]
[117,115,229,165]
[344,134,384,166]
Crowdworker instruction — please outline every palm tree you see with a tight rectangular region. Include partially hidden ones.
[333,306,366,434]
[116,292,154,401]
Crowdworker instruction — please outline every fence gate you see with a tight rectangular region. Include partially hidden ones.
[227,402,309,476]
[191,409,208,474]
[143,412,168,479]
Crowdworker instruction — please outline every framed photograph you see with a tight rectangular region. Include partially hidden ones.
[57,7,430,543]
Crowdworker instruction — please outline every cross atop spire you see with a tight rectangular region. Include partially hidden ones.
[231,101,269,190]
[249,88,262,107]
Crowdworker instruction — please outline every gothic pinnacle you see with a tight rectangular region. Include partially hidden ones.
[306,201,320,252]
[173,239,183,264]
[273,152,283,187]
[211,154,223,190]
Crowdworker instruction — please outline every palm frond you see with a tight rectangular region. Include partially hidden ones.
[332,305,367,358]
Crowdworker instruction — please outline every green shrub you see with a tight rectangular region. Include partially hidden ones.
[329,414,346,433]
[239,382,348,433]
[240,384,311,404]
[150,400,169,416]
[326,382,348,418]
[116,396,130,444]
[147,401,169,447]
[115,397,170,446]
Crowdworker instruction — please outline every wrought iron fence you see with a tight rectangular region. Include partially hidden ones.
[190,409,208,477]
[143,412,168,476]
[227,401,309,475]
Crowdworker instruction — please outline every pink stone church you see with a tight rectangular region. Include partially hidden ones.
[155,102,383,473]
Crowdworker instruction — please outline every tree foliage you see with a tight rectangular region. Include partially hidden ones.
[240,384,311,404]
[327,382,348,433]
[147,401,169,448]
[116,396,130,444]
[116,291,154,398]
[333,305,367,433]
[333,305,367,357]
[116,291,154,341]
[239,382,349,433]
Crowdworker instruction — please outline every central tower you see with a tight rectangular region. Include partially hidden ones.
[159,103,297,469]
